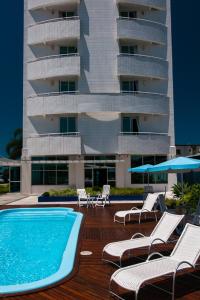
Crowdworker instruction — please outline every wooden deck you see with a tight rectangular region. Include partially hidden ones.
[1,203,200,300]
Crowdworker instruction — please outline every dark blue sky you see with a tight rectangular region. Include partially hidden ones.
[0,1,199,156]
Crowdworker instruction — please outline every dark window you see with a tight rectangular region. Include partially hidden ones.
[60,46,77,55]
[32,164,68,185]
[131,155,168,184]
[120,11,137,18]
[122,117,139,133]
[60,117,77,134]
[121,45,138,54]
[59,11,75,18]
[59,81,76,93]
[121,81,138,93]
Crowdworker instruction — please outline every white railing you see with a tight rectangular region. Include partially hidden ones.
[30,132,80,138]
[27,91,167,99]
[28,16,79,28]
[119,53,167,62]
[120,132,168,136]
[117,16,167,27]
[27,53,79,63]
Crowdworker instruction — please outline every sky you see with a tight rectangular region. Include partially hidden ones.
[0,0,199,156]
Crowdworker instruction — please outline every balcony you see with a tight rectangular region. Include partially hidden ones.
[28,17,80,45]
[118,54,168,79]
[27,133,81,156]
[27,54,80,81]
[117,17,167,45]
[116,0,166,11]
[118,132,169,154]
[27,92,168,116]
[28,0,80,11]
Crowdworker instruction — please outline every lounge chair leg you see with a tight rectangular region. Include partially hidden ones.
[135,290,138,300]
[154,212,158,222]
[172,273,176,300]
[139,213,141,224]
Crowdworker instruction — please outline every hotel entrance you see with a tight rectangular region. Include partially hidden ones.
[84,156,116,187]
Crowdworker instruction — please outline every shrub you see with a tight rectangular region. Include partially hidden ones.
[0,184,9,194]
[172,182,191,199]
[42,187,144,197]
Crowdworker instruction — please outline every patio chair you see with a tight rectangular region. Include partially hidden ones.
[77,189,91,207]
[114,193,161,225]
[102,212,184,267]
[110,223,200,300]
[96,185,110,207]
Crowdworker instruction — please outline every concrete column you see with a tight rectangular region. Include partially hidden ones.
[68,157,76,188]
[21,159,32,195]
[116,155,131,188]
[75,156,84,188]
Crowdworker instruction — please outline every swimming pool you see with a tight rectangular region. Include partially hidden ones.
[0,207,83,295]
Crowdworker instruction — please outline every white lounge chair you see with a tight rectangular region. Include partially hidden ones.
[103,212,184,267]
[110,223,200,300]
[114,193,162,225]
[77,189,91,207]
[96,185,110,207]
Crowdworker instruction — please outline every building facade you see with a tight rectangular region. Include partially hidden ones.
[22,0,175,194]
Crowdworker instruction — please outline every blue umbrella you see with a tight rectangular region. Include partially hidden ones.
[128,164,153,173]
[128,164,153,186]
[148,157,200,173]
[148,157,200,193]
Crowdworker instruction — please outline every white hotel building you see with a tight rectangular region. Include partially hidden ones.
[22,0,175,194]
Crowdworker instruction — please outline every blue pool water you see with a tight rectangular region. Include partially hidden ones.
[0,208,83,294]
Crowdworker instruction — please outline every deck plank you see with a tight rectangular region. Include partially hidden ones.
[1,203,200,300]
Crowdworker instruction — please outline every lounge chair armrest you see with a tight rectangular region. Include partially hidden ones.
[175,261,195,273]
[141,209,150,213]
[147,252,164,261]
[131,232,145,239]
[150,238,166,246]
[131,207,139,210]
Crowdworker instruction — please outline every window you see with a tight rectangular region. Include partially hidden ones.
[59,81,76,93]
[131,155,168,184]
[60,46,78,55]
[121,81,138,93]
[59,11,75,18]
[60,117,77,134]
[122,117,139,134]
[120,11,137,18]
[32,164,68,185]
[121,45,138,55]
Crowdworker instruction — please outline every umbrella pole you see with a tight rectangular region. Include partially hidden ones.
[148,173,149,187]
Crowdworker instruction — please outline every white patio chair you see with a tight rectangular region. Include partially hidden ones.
[77,189,91,207]
[110,223,200,300]
[114,193,161,225]
[103,212,184,267]
[96,185,110,207]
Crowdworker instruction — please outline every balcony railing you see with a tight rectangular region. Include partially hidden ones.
[27,133,81,156]
[117,17,167,45]
[120,132,168,136]
[116,0,166,11]
[28,0,80,11]
[28,17,80,45]
[118,53,168,79]
[26,91,169,116]
[27,54,80,80]
[118,132,169,154]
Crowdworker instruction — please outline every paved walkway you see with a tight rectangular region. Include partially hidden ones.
[0,193,28,205]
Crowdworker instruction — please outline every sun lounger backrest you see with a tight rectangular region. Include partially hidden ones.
[102,185,110,197]
[150,212,184,242]
[171,223,200,265]
[142,193,159,212]
[77,189,87,198]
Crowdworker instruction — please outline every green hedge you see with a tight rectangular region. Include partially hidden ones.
[0,184,9,194]
[42,187,144,197]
